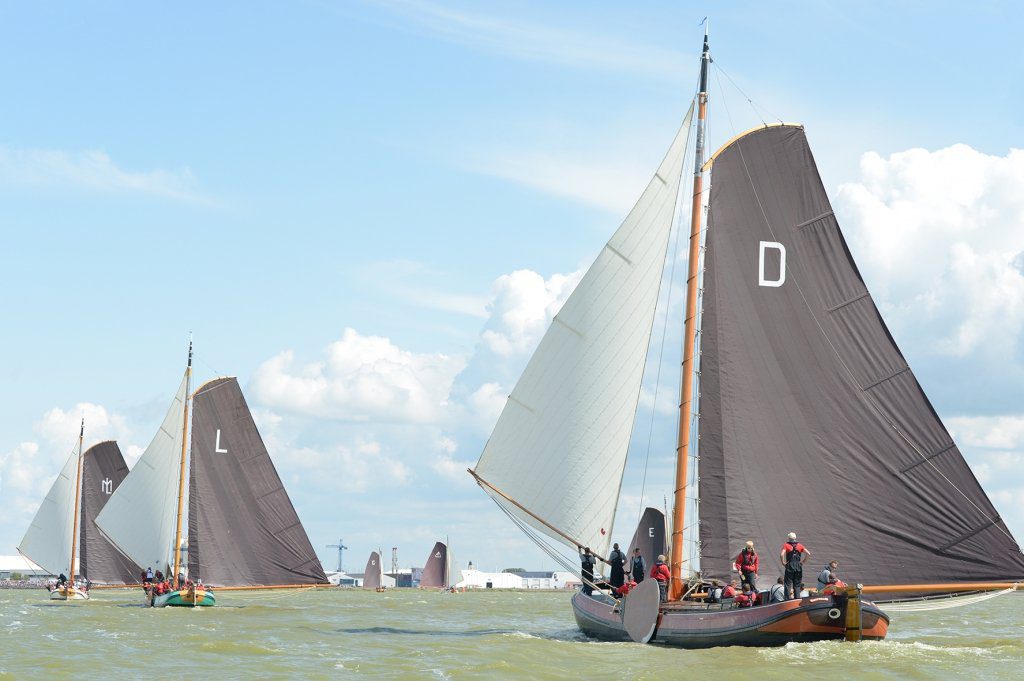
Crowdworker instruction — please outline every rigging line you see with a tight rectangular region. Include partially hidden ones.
[729,132,1019,547]
[193,352,222,379]
[635,92,699,528]
[712,61,774,126]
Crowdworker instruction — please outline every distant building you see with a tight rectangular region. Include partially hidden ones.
[455,567,578,590]
[0,555,47,580]
[327,571,397,588]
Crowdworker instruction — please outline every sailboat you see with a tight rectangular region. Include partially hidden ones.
[468,28,1024,647]
[79,441,142,585]
[95,342,327,607]
[420,541,452,590]
[18,421,89,601]
[362,550,384,590]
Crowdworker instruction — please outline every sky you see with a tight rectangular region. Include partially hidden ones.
[1,1,1023,576]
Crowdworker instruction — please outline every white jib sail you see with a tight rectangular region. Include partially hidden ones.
[473,103,694,558]
[95,372,188,574]
[17,446,79,576]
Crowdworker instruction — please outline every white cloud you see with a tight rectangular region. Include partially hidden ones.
[250,327,466,423]
[948,416,1024,450]
[357,0,686,80]
[480,268,582,357]
[836,144,1024,359]
[431,435,474,484]
[0,146,209,203]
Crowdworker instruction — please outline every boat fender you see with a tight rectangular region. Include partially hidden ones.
[827,607,842,620]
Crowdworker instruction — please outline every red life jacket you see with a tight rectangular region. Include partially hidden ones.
[722,584,737,599]
[650,562,671,582]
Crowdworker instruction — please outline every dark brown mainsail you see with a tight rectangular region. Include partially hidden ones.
[80,441,140,584]
[362,551,382,590]
[697,124,1024,586]
[187,377,327,586]
[626,507,665,576]
[420,542,448,588]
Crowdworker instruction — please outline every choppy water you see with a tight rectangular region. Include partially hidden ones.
[2,588,1022,679]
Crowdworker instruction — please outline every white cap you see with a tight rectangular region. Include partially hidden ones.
[787,532,797,540]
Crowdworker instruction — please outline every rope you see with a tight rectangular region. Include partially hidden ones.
[879,586,1016,612]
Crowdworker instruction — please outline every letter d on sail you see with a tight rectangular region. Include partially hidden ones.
[758,241,786,287]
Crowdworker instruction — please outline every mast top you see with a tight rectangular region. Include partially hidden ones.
[699,25,710,94]
[187,333,193,369]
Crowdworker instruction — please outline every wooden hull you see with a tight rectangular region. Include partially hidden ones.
[152,588,215,608]
[572,591,888,648]
[49,586,89,601]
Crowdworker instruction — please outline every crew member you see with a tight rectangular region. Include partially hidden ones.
[721,578,738,600]
[650,554,671,602]
[733,540,760,590]
[779,532,810,600]
[817,560,839,592]
[768,576,786,603]
[608,543,626,591]
[579,547,596,596]
[630,548,646,583]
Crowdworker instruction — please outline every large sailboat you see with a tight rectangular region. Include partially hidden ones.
[468,29,1024,647]
[79,441,142,585]
[95,342,327,607]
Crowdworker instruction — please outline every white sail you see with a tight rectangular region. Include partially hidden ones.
[473,104,694,558]
[95,372,187,573]
[17,447,79,576]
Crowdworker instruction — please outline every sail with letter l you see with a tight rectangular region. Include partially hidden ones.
[187,377,327,586]
[696,124,1024,585]
[471,103,695,558]
[95,373,189,574]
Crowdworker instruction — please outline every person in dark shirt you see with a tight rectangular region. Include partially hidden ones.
[779,532,811,599]
[630,548,646,583]
[579,547,596,596]
[607,543,626,591]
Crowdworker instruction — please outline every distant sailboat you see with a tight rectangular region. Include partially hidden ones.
[469,28,1024,647]
[18,421,88,601]
[96,342,327,607]
[420,541,451,589]
[362,551,383,591]
[625,508,666,580]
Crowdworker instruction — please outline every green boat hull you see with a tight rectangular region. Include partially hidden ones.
[153,589,216,607]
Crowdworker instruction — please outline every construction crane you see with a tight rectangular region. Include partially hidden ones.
[326,539,349,573]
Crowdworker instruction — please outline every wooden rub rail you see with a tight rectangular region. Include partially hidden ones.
[861,582,1020,594]
[88,583,332,591]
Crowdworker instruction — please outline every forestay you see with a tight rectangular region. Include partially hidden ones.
[187,377,326,586]
[472,104,695,558]
[18,447,78,576]
[96,373,188,574]
[697,125,1024,585]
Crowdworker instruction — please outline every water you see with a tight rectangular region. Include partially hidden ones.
[2,589,1022,679]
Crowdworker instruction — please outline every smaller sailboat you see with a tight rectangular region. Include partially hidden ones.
[80,441,142,585]
[96,341,328,607]
[420,541,454,590]
[18,420,89,601]
[362,550,384,591]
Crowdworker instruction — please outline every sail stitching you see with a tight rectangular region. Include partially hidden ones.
[727,133,1019,546]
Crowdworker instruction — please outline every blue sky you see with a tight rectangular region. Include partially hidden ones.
[2,1,1023,575]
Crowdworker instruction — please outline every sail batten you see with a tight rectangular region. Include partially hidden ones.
[473,104,695,557]
[697,125,1024,585]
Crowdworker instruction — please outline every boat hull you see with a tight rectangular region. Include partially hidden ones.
[152,588,215,608]
[572,591,888,648]
[49,586,89,601]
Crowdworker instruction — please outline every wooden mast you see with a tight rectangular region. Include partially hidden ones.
[669,26,710,601]
[68,418,85,590]
[172,339,192,589]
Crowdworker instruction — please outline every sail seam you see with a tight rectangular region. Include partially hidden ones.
[826,291,870,313]
[861,366,911,391]
[795,210,834,229]
[899,443,957,474]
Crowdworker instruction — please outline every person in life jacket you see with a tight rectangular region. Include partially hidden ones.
[630,547,646,584]
[608,543,627,591]
[735,582,759,607]
[779,532,811,600]
[650,554,671,602]
[615,579,638,597]
[817,560,839,592]
[733,540,760,590]
[721,578,739,600]
[579,547,597,596]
